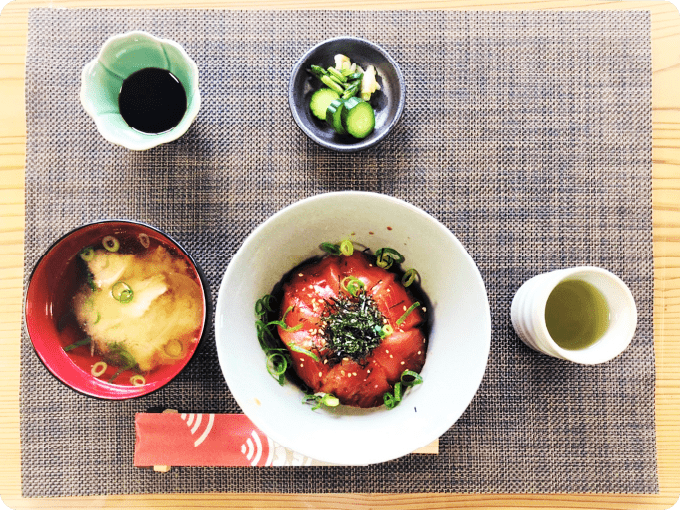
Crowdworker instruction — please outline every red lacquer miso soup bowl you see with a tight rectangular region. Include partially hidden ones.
[24,220,208,399]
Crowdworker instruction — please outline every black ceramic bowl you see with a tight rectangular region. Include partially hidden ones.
[288,37,405,152]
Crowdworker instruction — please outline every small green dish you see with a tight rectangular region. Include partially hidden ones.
[80,31,201,151]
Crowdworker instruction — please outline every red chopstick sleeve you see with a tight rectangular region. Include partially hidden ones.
[134,412,274,467]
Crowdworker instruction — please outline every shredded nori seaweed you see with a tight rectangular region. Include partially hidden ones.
[321,293,386,363]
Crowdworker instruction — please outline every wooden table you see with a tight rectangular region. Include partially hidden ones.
[1,0,679,508]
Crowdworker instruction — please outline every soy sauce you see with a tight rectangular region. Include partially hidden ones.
[118,67,187,134]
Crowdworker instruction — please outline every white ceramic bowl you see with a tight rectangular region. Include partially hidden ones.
[80,31,201,151]
[215,191,490,465]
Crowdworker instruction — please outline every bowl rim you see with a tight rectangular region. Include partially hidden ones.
[79,30,201,151]
[23,218,211,400]
[288,36,406,153]
[215,191,491,465]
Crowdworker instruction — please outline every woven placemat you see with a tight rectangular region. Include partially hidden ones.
[22,8,655,496]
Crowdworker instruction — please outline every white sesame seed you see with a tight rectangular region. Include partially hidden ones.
[347,373,352,377]
[318,372,322,377]
[385,349,389,353]
[367,369,371,374]
[400,361,405,365]
[417,351,421,355]
[324,359,328,364]
[403,305,407,311]
[341,370,345,376]
[390,355,393,358]
[300,363,304,368]
[298,273,303,277]
[422,307,427,312]
[353,372,357,376]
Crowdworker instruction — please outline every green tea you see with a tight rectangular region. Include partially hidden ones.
[544,279,610,350]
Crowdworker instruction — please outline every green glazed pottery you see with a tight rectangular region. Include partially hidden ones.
[80,31,201,151]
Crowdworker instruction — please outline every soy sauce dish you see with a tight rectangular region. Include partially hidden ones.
[288,37,405,152]
[24,220,208,400]
[216,192,490,465]
[80,31,201,151]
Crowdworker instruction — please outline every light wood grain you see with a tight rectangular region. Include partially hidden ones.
[1,0,678,508]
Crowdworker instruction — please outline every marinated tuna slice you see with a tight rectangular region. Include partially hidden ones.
[277,251,428,408]
[320,360,392,408]
[369,328,426,382]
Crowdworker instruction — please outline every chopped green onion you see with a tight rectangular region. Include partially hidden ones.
[375,247,405,269]
[394,381,403,402]
[108,367,126,383]
[396,301,420,326]
[107,343,137,383]
[303,392,340,411]
[267,352,288,385]
[138,233,150,249]
[383,369,424,410]
[255,319,274,350]
[130,375,146,386]
[93,311,101,324]
[91,361,107,378]
[102,235,120,252]
[64,337,91,352]
[268,306,303,332]
[86,274,97,291]
[380,324,394,338]
[402,268,419,287]
[383,391,397,409]
[255,294,275,317]
[341,276,365,297]
[289,344,320,362]
[401,370,424,387]
[111,281,134,303]
[321,393,339,407]
[79,247,95,262]
[339,239,354,256]
[320,242,341,255]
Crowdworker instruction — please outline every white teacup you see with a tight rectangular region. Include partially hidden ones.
[510,267,637,364]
